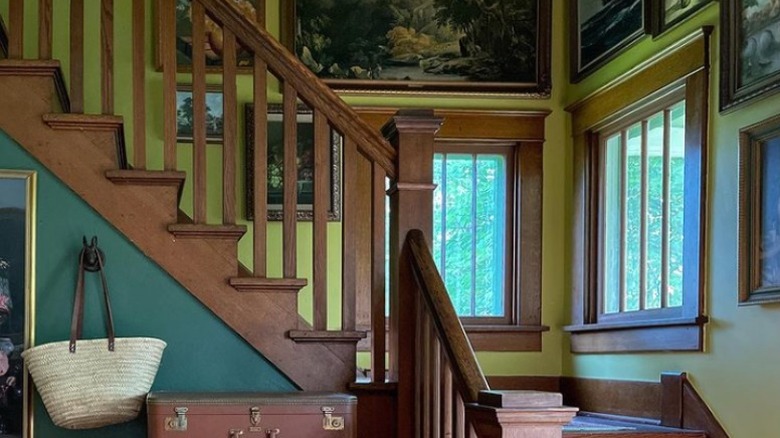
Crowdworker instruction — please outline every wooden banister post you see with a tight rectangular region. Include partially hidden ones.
[383,109,443,438]
[467,391,578,438]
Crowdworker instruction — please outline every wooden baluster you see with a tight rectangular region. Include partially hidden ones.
[415,293,424,438]
[371,162,387,383]
[191,1,207,223]
[222,27,237,224]
[8,0,22,59]
[101,0,114,114]
[132,0,146,169]
[342,137,357,331]
[70,0,84,112]
[252,5,268,276]
[455,392,465,438]
[432,333,442,438]
[38,0,52,59]
[468,423,477,438]
[422,308,432,438]
[282,83,298,278]
[313,109,329,330]
[441,353,453,437]
[161,0,177,170]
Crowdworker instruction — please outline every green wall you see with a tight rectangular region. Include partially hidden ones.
[0,130,295,438]
[562,4,780,437]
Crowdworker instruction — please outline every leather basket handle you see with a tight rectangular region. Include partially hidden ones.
[68,237,116,353]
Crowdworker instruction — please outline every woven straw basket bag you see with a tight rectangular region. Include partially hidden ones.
[22,237,166,429]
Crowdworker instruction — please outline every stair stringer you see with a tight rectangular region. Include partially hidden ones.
[0,67,356,392]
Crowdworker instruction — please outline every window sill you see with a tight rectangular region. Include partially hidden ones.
[357,324,549,353]
[564,316,708,353]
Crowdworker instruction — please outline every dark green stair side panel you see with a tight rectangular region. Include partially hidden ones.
[0,130,296,438]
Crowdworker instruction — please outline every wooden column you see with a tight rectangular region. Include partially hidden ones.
[383,110,442,438]
[466,391,578,438]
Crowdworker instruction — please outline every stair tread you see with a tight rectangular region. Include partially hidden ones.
[288,330,367,343]
[43,113,123,129]
[168,223,247,240]
[564,416,706,437]
[106,169,186,186]
[229,277,307,292]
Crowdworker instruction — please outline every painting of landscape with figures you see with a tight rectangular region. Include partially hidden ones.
[289,0,550,95]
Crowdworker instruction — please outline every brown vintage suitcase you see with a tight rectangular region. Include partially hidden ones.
[147,392,356,438]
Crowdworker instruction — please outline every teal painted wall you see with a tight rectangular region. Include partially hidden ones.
[0,129,295,437]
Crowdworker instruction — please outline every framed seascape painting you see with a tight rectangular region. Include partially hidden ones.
[570,0,646,83]
[282,0,552,96]
[739,115,780,305]
[0,171,36,437]
[176,85,224,143]
[154,0,259,71]
[648,0,713,37]
[244,104,342,221]
[721,0,780,112]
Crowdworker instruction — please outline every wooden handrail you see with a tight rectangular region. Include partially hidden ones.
[406,229,489,403]
[196,0,397,179]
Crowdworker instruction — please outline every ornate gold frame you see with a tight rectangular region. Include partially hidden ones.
[0,170,36,438]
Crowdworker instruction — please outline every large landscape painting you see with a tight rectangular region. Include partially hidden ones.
[289,0,550,95]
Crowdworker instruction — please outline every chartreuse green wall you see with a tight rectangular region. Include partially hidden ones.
[562,3,780,437]
[0,130,295,438]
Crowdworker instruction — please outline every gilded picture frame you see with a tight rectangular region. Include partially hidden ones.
[739,114,780,305]
[245,104,342,221]
[0,170,36,437]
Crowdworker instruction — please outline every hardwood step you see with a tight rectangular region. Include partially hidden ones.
[168,223,247,240]
[563,415,707,437]
[44,113,127,169]
[288,330,367,343]
[0,59,69,112]
[229,277,307,293]
[105,169,185,197]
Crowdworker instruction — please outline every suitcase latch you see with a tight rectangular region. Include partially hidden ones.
[321,406,344,431]
[165,407,189,432]
[250,406,261,426]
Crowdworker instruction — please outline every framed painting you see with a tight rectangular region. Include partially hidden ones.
[739,115,780,305]
[570,0,646,83]
[154,0,258,72]
[647,0,713,37]
[0,170,36,437]
[245,104,342,221]
[176,85,224,143]
[721,0,780,112]
[281,0,552,96]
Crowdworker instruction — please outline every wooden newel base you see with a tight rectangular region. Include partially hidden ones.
[466,390,578,438]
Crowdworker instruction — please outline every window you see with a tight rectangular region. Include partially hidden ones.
[565,29,711,353]
[432,145,513,324]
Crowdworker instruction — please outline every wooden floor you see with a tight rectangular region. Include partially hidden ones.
[564,415,707,437]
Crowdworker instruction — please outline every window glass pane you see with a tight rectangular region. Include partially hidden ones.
[432,152,508,318]
[604,134,622,314]
[668,102,686,307]
[645,112,665,309]
[625,124,643,312]
[475,155,506,317]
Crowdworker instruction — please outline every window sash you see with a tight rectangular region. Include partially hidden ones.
[596,95,687,322]
[434,142,516,325]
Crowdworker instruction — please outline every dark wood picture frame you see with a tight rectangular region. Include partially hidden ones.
[245,104,342,222]
[176,84,224,143]
[739,114,780,305]
[570,0,646,83]
[282,0,552,98]
[720,0,780,112]
[153,0,259,73]
[647,0,713,38]
[0,15,8,59]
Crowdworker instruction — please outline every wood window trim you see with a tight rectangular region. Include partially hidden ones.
[565,28,712,354]
[354,109,550,352]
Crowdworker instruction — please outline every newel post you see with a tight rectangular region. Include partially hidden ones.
[383,110,443,438]
[467,391,579,438]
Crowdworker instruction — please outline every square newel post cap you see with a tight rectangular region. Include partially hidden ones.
[380,109,444,142]
[478,390,564,409]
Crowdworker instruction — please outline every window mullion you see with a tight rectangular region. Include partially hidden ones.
[471,154,478,317]
[640,120,649,311]
[620,130,628,313]
[441,154,448,284]
[662,109,671,309]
